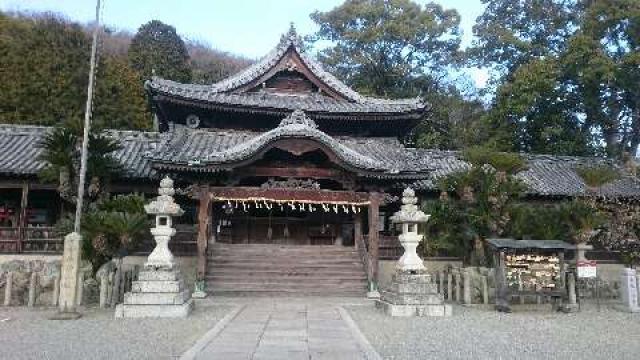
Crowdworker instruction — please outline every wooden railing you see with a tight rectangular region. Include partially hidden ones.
[0,226,63,254]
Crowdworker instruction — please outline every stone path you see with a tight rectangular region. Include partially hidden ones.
[187,300,377,360]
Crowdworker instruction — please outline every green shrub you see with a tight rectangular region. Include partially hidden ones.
[576,165,620,188]
[462,146,527,174]
[55,193,149,272]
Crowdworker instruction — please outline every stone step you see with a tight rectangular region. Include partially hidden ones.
[211,246,358,254]
[209,264,364,273]
[206,277,366,286]
[207,258,363,267]
[209,253,361,260]
[124,290,191,305]
[208,289,366,297]
[207,281,366,289]
[206,243,367,296]
[207,270,367,278]
[115,299,194,318]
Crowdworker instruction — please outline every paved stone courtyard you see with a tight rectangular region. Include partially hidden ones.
[0,302,232,360]
[1,298,640,359]
[348,302,640,360]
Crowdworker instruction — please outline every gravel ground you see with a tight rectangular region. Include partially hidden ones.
[0,302,232,360]
[348,303,640,360]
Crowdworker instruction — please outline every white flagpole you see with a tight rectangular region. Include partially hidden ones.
[53,0,102,319]
[74,0,102,232]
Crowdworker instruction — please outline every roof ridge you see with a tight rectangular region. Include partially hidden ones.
[148,25,424,107]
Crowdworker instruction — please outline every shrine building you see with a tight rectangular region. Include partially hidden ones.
[1,27,640,295]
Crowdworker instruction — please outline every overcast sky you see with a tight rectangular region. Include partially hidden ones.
[0,0,488,88]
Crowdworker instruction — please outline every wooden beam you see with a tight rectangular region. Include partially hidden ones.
[196,185,211,280]
[367,192,380,285]
[242,166,342,179]
[17,181,29,253]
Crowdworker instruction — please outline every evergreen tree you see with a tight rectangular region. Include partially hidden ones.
[128,20,191,82]
[0,12,151,129]
[309,0,462,98]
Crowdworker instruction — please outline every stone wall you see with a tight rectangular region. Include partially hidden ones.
[0,255,62,306]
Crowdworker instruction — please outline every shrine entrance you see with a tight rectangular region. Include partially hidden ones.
[208,187,370,246]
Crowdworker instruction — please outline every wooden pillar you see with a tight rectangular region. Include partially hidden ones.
[353,212,362,251]
[17,182,29,253]
[196,185,210,280]
[368,192,380,286]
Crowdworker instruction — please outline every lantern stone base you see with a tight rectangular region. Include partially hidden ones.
[115,267,193,318]
[376,272,451,317]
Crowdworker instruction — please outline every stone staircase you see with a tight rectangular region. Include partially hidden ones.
[206,243,367,296]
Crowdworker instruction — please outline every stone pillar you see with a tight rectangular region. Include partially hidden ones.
[54,232,83,318]
[462,268,471,305]
[447,272,453,301]
[454,271,461,303]
[52,276,60,307]
[3,272,12,306]
[618,268,640,313]
[99,275,108,308]
[367,192,380,297]
[567,272,577,306]
[76,272,84,306]
[482,275,489,305]
[494,251,510,312]
[28,272,37,307]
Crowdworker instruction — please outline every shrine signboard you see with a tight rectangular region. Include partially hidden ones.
[577,260,597,278]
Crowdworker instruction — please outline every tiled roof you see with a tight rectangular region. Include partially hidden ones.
[149,111,431,178]
[1,124,639,198]
[146,26,425,117]
[409,152,640,198]
[149,80,424,115]
[0,125,159,180]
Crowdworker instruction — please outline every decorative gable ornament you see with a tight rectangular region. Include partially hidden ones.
[278,110,318,129]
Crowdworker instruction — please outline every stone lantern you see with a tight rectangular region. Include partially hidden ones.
[116,177,193,318]
[390,188,430,272]
[144,176,184,269]
[376,187,451,317]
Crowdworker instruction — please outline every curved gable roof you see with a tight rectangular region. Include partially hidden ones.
[146,25,426,117]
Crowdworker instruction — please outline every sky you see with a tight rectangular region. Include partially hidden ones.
[0,0,488,88]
